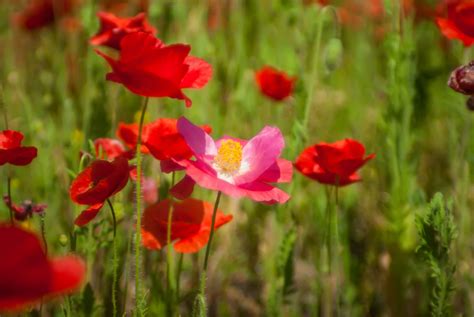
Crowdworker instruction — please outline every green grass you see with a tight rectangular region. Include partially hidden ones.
[1,0,473,316]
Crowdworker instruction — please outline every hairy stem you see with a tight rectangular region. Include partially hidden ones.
[107,199,118,317]
[134,97,149,316]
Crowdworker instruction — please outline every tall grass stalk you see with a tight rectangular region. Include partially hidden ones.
[134,97,149,316]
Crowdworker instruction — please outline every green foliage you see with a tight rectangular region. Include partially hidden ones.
[416,193,457,317]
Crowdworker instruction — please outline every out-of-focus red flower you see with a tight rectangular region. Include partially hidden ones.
[96,32,213,107]
[117,122,149,154]
[13,0,76,31]
[94,138,133,160]
[3,195,47,222]
[0,130,37,166]
[437,0,474,46]
[0,225,85,312]
[295,139,374,186]
[255,66,296,101]
[141,198,233,253]
[70,157,129,226]
[117,118,212,161]
[90,12,157,50]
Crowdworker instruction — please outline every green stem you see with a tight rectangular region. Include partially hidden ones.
[107,199,118,317]
[192,191,222,316]
[40,213,48,255]
[166,201,176,316]
[176,253,184,302]
[202,191,222,271]
[134,97,149,316]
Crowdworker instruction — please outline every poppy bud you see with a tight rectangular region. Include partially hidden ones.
[448,61,474,95]
[324,38,343,73]
[467,96,474,111]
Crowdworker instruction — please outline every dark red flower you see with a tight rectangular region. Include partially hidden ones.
[94,138,133,160]
[90,12,157,50]
[70,156,129,226]
[3,195,47,222]
[295,139,374,186]
[13,0,76,31]
[0,130,37,166]
[448,60,474,95]
[255,66,296,101]
[141,198,233,253]
[0,225,85,312]
[96,32,213,107]
[436,0,474,46]
[117,118,212,161]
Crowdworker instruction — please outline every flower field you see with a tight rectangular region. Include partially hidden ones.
[0,0,473,316]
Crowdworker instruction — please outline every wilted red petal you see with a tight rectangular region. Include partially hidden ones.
[170,175,195,200]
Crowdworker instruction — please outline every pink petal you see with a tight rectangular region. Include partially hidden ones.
[234,126,284,185]
[177,117,216,160]
[185,160,289,204]
[257,158,293,183]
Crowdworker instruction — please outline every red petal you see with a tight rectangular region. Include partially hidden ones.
[74,203,104,226]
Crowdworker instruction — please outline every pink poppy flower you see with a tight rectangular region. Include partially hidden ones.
[176,117,292,204]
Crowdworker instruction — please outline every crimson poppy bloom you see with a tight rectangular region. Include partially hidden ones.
[96,32,213,107]
[70,156,129,226]
[176,117,292,204]
[436,0,474,46]
[295,139,374,186]
[117,118,212,161]
[90,12,157,50]
[0,130,37,166]
[255,66,296,101]
[0,225,85,312]
[141,198,233,253]
[3,195,46,222]
[13,0,75,30]
[94,138,133,160]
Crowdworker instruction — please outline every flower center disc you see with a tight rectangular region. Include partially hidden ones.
[214,140,243,174]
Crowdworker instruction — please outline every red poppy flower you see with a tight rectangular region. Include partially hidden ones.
[94,138,133,160]
[141,198,233,253]
[294,139,374,186]
[117,118,212,161]
[0,130,37,166]
[70,156,129,226]
[0,225,85,312]
[3,195,47,222]
[90,12,157,50]
[96,32,213,107]
[436,0,474,46]
[255,66,296,101]
[13,0,75,30]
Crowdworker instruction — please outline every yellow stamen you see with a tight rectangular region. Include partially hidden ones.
[214,140,243,174]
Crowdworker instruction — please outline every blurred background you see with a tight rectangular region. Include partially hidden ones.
[0,0,472,316]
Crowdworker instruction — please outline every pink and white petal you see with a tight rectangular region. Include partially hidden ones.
[234,126,284,185]
[74,203,104,227]
[237,181,290,204]
[177,117,217,159]
[257,158,293,184]
[170,176,195,200]
[185,160,289,204]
